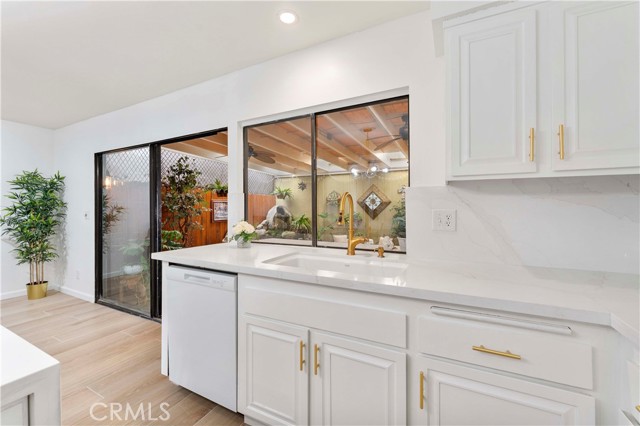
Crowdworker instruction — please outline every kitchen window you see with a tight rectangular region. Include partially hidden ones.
[244,96,409,252]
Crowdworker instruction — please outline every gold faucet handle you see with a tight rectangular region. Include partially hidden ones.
[377,247,385,258]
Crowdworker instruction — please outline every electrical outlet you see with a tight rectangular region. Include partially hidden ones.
[432,209,457,231]
[75,270,80,280]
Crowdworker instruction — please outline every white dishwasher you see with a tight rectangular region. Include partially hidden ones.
[165,264,237,412]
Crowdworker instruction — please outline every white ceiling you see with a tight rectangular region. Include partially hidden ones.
[1,1,429,129]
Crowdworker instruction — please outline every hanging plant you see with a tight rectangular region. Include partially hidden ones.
[0,170,67,299]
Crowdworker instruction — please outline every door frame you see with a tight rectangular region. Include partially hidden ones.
[94,127,228,319]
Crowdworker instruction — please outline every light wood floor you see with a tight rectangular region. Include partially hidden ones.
[0,292,244,426]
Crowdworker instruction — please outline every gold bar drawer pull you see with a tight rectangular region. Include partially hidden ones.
[636,404,640,413]
[299,341,305,371]
[472,345,522,360]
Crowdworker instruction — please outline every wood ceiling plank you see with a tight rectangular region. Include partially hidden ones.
[284,121,369,169]
[247,129,312,165]
[322,113,392,169]
[253,124,351,171]
[367,105,409,157]
[165,143,225,160]
[182,138,228,156]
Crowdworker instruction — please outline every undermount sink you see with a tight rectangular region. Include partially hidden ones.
[262,253,408,279]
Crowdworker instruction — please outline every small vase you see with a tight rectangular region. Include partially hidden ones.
[237,239,252,248]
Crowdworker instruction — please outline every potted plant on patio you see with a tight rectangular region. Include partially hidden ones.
[0,170,67,299]
[391,199,406,251]
[272,186,293,200]
[291,214,312,239]
[120,238,149,275]
[209,179,228,197]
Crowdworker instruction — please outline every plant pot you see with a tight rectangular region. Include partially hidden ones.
[397,237,406,251]
[237,239,252,248]
[124,265,143,275]
[215,190,228,197]
[26,281,48,300]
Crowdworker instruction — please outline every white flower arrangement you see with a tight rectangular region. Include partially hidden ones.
[232,220,257,243]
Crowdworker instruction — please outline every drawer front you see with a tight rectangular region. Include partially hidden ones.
[241,278,407,348]
[418,316,593,389]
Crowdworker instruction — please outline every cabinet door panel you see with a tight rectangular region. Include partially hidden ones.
[239,316,309,426]
[311,332,406,426]
[449,9,537,177]
[552,1,639,170]
[414,357,594,425]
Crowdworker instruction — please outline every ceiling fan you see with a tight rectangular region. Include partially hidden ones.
[363,114,409,151]
[248,145,276,164]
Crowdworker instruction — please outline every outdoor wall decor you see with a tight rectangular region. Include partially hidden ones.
[357,184,390,220]
[212,200,228,222]
[326,190,341,206]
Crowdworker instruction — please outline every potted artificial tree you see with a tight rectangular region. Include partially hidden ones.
[0,170,66,299]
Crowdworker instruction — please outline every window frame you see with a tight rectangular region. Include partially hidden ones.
[243,95,409,252]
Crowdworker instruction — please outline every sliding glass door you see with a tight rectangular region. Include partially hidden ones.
[98,147,151,315]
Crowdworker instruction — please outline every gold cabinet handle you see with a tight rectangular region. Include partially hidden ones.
[299,341,305,371]
[557,124,565,160]
[636,404,640,413]
[419,371,425,410]
[314,344,320,375]
[529,128,535,162]
[472,345,521,360]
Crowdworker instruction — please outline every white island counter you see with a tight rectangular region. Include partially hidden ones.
[0,326,60,426]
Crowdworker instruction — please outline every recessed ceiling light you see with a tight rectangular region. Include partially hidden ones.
[279,11,297,24]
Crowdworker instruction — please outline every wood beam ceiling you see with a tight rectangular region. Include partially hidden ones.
[367,105,409,157]
[322,113,393,169]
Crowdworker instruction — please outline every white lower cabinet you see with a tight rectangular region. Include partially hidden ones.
[414,357,595,425]
[310,332,406,426]
[238,315,406,426]
[240,315,309,426]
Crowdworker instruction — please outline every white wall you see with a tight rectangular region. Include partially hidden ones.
[50,9,637,301]
[53,11,444,300]
[0,121,56,299]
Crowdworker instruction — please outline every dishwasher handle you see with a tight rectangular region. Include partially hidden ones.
[184,273,211,283]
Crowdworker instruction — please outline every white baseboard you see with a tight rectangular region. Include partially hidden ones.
[59,286,94,303]
[0,284,60,300]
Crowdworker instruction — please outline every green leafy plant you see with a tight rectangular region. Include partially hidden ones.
[291,214,312,235]
[207,179,228,197]
[317,212,335,241]
[161,230,183,251]
[0,170,67,285]
[272,186,293,200]
[344,212,363,227]
[102,193,125,253]
[162,156,209,247]
[391,199,406,238]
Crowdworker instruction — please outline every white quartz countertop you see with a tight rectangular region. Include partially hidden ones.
[1,326,59,387]
[152,243,640,346]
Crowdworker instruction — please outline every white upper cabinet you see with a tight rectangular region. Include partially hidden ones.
[446,2,639,180]
[448,8,537,177]
[550,1,639,171]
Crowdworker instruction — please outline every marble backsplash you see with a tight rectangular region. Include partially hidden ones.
[405,175,639,274]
